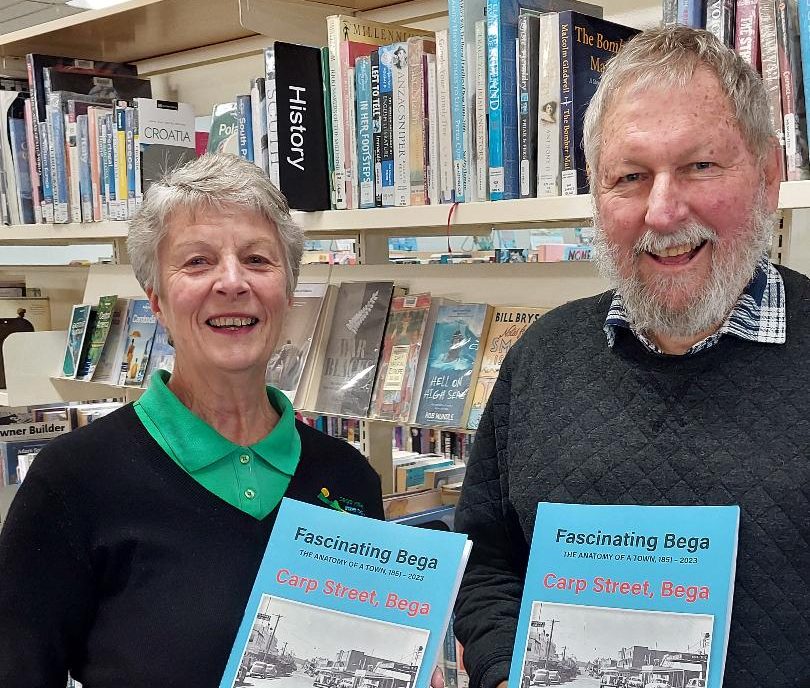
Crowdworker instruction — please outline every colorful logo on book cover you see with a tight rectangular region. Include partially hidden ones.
[317,487,366,516]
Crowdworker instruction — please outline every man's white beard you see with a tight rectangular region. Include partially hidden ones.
[592,192,777,339]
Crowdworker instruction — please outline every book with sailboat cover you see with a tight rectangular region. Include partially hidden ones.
[509,503,740,688]
[218,498,471,688]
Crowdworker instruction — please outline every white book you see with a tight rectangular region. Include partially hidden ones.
[426,53,441,206]
[250,78,269,174]
[264,48,281,188]
[91,297,131,385]
[65,113,81,224]
[392,43,410,207]
[537,12,561,197]
[326,17,348,209]
[347,65,359,210]
[0,93,21,225]
[474,20,488,202]
[435,29,455,203]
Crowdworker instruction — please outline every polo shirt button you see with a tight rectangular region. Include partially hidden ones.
[240,454,251,464]
[245,489,256,500]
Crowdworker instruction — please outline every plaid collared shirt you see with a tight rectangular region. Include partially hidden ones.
[603,257,786,355]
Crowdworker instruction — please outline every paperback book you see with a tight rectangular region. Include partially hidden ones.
[118,299,158,386]
[315,281,396,418]
[143,321,175,380]
[77,294,117,381]
[134,98,196,194]
[218,497,471,688]
[509,503,740,688]
[62,304,92,379]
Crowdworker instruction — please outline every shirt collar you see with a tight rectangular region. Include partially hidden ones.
[604,257,786,355]
[136,370,300,475]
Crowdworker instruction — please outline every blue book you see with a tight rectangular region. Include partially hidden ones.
[144,321,175,380]
[558,12,638,195]
[46,95,70,223]
[118,299,157,386]
[104,113,116,218]
[236,93,254,162]
[415,303,491,428]
[378,44,396,207]
[218,498,471,688]
[448,0,487,202]
[798,0,810,158]
[8,117,35,224]
[355,55,375,209]
[677,0,704,27]
[509,503,740,688]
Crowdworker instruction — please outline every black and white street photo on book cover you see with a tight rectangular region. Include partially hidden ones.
[517,602,713,688]
[230,595,430,688]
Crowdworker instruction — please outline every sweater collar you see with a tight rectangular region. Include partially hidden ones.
[604,256,786,355]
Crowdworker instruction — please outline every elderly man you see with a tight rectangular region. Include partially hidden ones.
[454,26,809,688]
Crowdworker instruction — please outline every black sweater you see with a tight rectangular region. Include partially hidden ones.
[0,405,383,687]
[454,265,810,688]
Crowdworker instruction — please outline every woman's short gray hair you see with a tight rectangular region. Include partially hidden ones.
[127,153,304,298]
[583,26,774,190]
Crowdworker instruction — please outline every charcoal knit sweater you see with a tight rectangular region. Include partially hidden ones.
[0,405,383,687]
[454,265,810,688]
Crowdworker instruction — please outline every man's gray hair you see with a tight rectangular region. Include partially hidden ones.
[127,153,304,298]
[583,26,775,188]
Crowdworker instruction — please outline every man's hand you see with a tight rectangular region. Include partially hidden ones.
[430,667,445,688]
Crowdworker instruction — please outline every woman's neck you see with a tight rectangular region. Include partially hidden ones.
[167,364,279,446]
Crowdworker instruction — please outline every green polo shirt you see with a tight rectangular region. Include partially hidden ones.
[133,370,301,519]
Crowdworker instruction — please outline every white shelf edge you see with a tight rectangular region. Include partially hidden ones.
[778,181,810,210]
[0,222,128,243]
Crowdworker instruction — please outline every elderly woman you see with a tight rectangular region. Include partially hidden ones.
[0,154,384,686]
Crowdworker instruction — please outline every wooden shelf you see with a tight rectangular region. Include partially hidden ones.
[0,222,128,244]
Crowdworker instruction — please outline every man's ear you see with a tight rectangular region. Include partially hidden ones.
[762,138,783,212]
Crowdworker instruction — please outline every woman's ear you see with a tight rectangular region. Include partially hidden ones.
[147,287,162,321]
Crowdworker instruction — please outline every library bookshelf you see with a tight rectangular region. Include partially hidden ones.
[0,0,809,484]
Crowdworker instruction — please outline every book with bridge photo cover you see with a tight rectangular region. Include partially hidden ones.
[218,498,471,688]
[509,503,739,688]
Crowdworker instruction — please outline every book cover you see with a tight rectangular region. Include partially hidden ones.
[118,299,158,387]
[218,498,471,688]
[134,98,196,194]
[265,282,329,401]
[144,321,175,380]
[370,293,433,423]
[274,42,332,211]
[355,55,375,208]
[467,306,548,430]
[62,304,92,379]
[509,503,740,688]
[92,297,130,384]
[776,0,809,181]
[250,77,269,174]
[414,303,492,428]
[207,102,239,155]
[326,15,432,210]
[77,294,117,381]
[315,281,396,418]
[559,12,639,195]
[1,438,60,487]
[6,98,34,224]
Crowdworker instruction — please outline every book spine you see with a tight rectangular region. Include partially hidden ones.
[23,99,42,224]
[379,46,395,207]
[125,106,136,217]
[66,110,81,223]
[705,0,736,46]
[104,113,115,221]
[370,51,383,207]
[559,14,576,196]
[800,0,810,166]
[436,29,455,203]
[115,106,129,219]
[678,0,704,26]
[408,38,431,206]
[759,0,788,180]
[251,78,269,174]
[779,0,809,180]
[475,20,489,202]
[347,65,359,209]
[448,0,469,202]
[133,106,142,212]
[735,0,761,67]
[326,18,348,209]
[265,48,281,189]
[77,114,93,223]
[8,116,33,224]
[25,56,47,224]
[486,2,504,200]
[355,56,375,209]
[518,14,539,198]
[392,44,410,207]
[46,96,69,223]
[426,53,441,206]
[236,93,254,162]
[662,0,680,25]
[320,48,337,209]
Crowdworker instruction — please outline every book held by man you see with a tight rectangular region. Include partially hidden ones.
[218,498,471,688]
[509,503,739,688]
